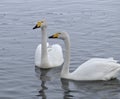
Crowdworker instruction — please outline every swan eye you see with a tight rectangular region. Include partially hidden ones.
[41,21,44,23]
[58,33,61,34]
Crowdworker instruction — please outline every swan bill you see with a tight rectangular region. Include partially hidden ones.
[33,25,38,29]
[33,21,42,29]
[49,35,58,39]
[49,35,54,38]
[49,33,60,39]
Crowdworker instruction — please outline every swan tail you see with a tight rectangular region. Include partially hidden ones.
[103,67,120,80]
[108,57,118,63]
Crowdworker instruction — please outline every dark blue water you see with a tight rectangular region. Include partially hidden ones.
[0,0,120,99]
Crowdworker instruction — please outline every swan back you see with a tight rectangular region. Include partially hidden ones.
[48,44,64,66]
[71,58,120,80]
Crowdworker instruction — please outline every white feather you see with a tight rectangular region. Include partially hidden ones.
[50,32,120,81]
[33,20,64,68]
[70,58,120,80]
[35,43,64,68]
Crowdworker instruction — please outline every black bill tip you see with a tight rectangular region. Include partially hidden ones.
[33,25,37,29]
[48,35,53,38]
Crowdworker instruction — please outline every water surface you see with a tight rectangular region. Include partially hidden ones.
[0,0,120,99]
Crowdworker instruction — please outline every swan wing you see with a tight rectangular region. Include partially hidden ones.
[35,44,42,66]
[71,58,120,80]
[35,43,49,66]
[48,44,64,66]
[35,43,64,67]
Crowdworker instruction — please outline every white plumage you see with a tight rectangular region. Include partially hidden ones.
[35,43,64,68]
[49,32,120,81]
[70,58,120,80]
[33,20,64,68]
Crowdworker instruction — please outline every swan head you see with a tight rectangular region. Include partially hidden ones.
[49,32,68,40]
[33,19,47,29]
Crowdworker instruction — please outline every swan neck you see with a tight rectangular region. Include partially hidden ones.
[61,35,70,77]
[41,27,49,64]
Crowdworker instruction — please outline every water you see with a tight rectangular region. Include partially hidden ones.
[0,0,120,98]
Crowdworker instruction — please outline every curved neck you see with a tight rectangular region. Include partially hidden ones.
[61,34,70,77]
[41,27,49,64]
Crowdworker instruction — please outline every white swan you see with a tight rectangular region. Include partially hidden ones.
[49,32,120,81]
[33,20,64,68]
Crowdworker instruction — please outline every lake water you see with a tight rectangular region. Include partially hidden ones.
[0,0,120,99]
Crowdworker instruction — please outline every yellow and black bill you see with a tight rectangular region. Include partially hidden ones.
[33,21,42,29]
[49,33,60,39]
[33,25,39,29]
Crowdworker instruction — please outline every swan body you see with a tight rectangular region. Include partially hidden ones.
[33,20,64,68]
[35,43,64,68]
[49,32,120,81]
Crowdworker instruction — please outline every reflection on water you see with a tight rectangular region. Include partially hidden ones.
[61,79,74,99]
[35,66,120,99]
[35,67,74,99]
[0,0,120,98]
[35,67,51,99]
[61,79,120,99]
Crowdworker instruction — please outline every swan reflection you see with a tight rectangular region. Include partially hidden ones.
[61,78,120,99]
[61,78,74,99]
[35,66,51,99]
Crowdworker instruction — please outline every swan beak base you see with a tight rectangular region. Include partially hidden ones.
[49,35,58,39]
[33,25,38,29]
[49,33,60,39]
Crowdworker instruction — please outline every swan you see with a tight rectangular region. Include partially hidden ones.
[33,20,64,68]
[49,32,120,81]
